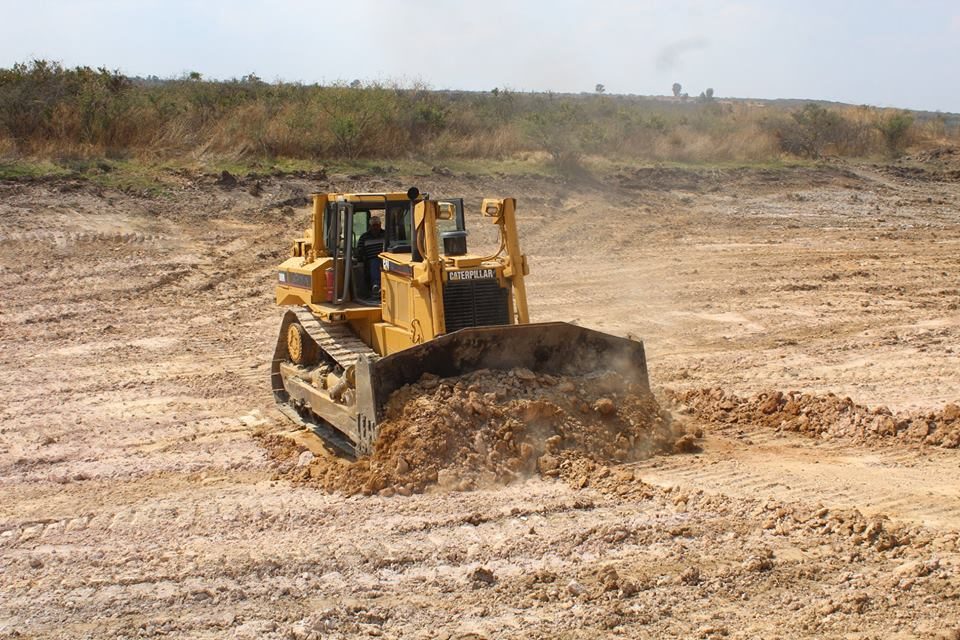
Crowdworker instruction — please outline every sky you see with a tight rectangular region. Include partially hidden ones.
[1,0,958,113]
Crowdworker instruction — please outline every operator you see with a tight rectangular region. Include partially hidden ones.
[357,215,385,295]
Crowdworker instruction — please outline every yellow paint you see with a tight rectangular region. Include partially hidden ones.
[373,322,418,355]
[276,191,531,357]
[275,256,331,306]
[449,255,485,268]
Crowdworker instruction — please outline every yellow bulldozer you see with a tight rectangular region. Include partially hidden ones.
[272,188,649,456]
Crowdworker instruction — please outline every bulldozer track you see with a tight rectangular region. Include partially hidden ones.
[270,307,380,456]
[0,479,624,553]
[632,432,960,530]
[0,230,165,246]
[287,307,377,370]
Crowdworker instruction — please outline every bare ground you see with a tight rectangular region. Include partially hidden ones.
[2,160,960,638]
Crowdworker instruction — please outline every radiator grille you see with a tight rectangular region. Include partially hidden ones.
[443,280,510,332]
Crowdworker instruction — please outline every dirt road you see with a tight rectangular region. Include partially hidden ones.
[1,161,959,638]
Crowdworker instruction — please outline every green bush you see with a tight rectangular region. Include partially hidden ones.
[774,103,851,158]
[523,101,594,173]
[878,111,914,157]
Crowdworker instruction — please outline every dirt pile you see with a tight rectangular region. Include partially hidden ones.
[881,147,960,182]
[286,368,681,495]
[904,146,960,169]
[669,388,960,448]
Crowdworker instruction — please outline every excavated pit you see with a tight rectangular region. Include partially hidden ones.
[270,367,684,495]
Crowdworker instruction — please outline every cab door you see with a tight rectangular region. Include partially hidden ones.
[327,202,354,304]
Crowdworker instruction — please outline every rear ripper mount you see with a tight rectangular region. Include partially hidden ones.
[273,314,649,457]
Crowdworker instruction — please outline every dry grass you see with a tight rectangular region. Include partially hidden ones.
[1,60,957,172]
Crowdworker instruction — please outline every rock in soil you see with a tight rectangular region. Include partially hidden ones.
[272,368,677,495]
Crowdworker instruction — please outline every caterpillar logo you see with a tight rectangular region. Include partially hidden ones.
[448,268,496,281]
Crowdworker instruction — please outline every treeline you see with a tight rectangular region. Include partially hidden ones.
[0,60,956,167]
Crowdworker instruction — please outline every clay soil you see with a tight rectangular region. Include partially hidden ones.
[275,368,676,496]
[2,158,960,638]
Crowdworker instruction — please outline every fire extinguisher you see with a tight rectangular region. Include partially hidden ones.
[325,268,335,302]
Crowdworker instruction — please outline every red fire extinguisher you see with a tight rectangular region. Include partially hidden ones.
[325,268,335,302]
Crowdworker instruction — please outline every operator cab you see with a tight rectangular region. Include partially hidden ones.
[323,195,467,304]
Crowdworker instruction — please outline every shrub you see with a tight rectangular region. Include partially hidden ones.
[774,103,854,158]
[523,101,594,173]
[878,111,914,157]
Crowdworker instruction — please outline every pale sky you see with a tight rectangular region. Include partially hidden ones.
[2,0,958,113]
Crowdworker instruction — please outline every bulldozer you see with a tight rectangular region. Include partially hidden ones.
[272,188,649,456]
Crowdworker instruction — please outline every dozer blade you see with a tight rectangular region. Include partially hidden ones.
[352,322,649,454]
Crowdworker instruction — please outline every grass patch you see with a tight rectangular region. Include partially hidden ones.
[0,159,71,180]
[0,157,172,195]
[89,161,172,195]
[188,156,329,178]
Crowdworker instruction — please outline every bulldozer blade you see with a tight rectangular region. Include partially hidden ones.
[354,322,649,443]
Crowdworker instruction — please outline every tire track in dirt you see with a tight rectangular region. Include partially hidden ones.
[0,230,166,246]
[4,171,960,638]
[633,432,960,529]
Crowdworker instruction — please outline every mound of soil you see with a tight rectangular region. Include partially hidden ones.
[903,146,960,169]
[879,147,960,182]
[669,388,960,448]
[283,368,682,496]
